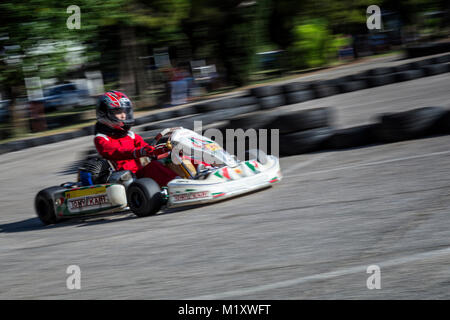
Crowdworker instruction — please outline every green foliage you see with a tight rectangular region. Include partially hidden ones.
[289,20,336,69]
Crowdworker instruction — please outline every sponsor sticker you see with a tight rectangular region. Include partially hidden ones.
[66,186,107,199]
[68,194,110,210]
[173,191,210,202]
[204,143,221,151]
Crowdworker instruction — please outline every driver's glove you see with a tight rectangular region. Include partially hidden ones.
[133,145,156,158]
[152,146,171,160]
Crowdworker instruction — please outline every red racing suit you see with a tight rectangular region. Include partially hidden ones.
[94,130,178,187]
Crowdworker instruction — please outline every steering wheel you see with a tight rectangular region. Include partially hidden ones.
[150,127,181,147]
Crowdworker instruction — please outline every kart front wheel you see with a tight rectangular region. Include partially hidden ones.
[35,186,63,225]
[127,178,164,217]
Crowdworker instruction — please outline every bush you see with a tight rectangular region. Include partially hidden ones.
[289,20,338,69]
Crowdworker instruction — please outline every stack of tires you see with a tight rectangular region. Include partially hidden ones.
[267,107,334,156]
[282,82,315,105]
[333,75,369,94]
[373,106,449,143]
[308,80,340,98]
[250,85,286,110]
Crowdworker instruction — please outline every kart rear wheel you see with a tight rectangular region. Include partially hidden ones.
[35,186,63,225]
[127,178,164,217]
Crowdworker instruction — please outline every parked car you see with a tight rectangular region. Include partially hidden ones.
[42,83,93,112]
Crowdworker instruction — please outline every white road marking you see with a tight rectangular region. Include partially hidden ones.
[186,246,450,300]
[285,150,450,180]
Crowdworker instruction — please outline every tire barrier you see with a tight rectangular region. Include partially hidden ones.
[393,69,425,82]
[268,107,333,134]
[421,63,450,76]
[285,90,315,104]
[2,52,450,155]
[433,109,450,134]
[325,124,380,150]
[250,85,283,98]
[373,106,447,143]
[64,104,450,175]
[310,81,340,98]
[366,73,396,88]
[336,80,368,93]
[280,127,335,156]
[406,43,450,59]
[259,94,286,110]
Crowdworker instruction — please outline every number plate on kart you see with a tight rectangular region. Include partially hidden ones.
[64,186,112,213]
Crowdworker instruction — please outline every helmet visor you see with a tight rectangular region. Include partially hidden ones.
[109,105,134,125]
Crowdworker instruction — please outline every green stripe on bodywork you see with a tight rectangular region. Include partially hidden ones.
[245,162,257,172]
[214,171,223,178]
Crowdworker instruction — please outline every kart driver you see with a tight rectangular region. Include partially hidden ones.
[94,91,179,187]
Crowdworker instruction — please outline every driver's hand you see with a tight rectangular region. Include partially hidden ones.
[134,145,156,158]
[152,146,171,160]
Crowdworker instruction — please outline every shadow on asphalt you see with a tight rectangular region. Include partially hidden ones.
[0,185,275,234]
[0,203,211,233]
[0,214,136,233]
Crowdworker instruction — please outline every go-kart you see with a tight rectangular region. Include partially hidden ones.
[34,127,282,225]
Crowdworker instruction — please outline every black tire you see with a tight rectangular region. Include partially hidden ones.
[430,109,450,134]
[364,67,394,76]
[337,80,368,93]
[421,63,449,76]
[82,125,95,135]
[2,140,29,153]
[259,95,286,110]
[285,90,315,104]
[208,105,259,120]
[367,74,396,88]
[228,112,278,130]
[153,110,176,121]
[250,85,283,98]
[195,98,239,113]
[268,107,333,134]
[431,54,450,64]
[392,64,411,73]
[127,178,164,217]
[310,83,339,98]
[393,69,424,82]
[282,82,311,93]
[374,106,447,142]
[173,106,197,117]
[35,186,65,225]
[325,124,380,149]
[408,59,431,69]
[135,114,156,126]
[280,127,334,156]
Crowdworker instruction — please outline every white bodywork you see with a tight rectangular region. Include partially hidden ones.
[164,128,282,208]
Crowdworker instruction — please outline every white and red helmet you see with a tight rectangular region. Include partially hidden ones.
[96,91,135,131]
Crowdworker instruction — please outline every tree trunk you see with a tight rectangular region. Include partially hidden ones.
[119,26,148,102]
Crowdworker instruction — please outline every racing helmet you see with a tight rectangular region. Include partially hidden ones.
[96,91,135,131]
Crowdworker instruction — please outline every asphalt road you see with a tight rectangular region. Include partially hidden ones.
[0,73,449,299]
